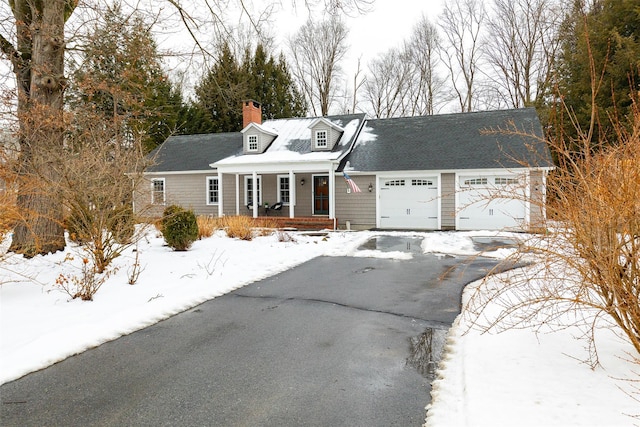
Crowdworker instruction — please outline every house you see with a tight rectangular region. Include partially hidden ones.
[136,101,553,231]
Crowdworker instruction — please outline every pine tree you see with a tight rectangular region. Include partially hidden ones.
[556,0,640,147]
[70,2,185,152]
[195,42,306,132]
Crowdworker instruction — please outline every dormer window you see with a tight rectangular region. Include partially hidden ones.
[315,130,328,149]
[248,135,258,151]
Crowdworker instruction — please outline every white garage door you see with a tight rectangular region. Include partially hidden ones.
[457,175,526,230]
[379,177,439,229]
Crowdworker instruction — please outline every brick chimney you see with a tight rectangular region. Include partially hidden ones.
[242,100,262,128]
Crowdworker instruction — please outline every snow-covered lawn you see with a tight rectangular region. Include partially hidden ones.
[1,228,637,425]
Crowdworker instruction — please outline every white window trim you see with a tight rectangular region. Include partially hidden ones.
[244,175,262,206]
[206,176,219,205]
[277,175,290,205]
[314,129,328,149]
[247,134,259,152]
[151,178,165,205]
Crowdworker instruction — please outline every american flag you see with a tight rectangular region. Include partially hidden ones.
[343,172,361,193]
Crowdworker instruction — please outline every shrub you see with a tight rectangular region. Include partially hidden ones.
[197,215,221,239]
[222,215,254,241]
[108,205,135,245]
[162,206,198,251]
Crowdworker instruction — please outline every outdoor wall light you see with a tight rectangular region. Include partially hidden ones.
[300,178,305,186]
[368,183,373,192]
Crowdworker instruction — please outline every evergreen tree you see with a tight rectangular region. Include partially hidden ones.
[70,2,185,152]
[195,42,306,132]
[556,0,640,147]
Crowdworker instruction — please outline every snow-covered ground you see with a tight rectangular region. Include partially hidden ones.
[1,228,637,425]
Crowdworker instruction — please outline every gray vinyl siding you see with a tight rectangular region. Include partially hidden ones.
[441,173,456,230]
[221,174,237,216]
[335,174,376,230]
[529,170,545,229]
[136,173,221,218]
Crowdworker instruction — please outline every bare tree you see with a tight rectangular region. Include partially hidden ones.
[484,0,562,108]
[362,47,413,118]
[288,16,349,116]
[438,0,487,112]
[406,14,446,115]
[0,1,77,256]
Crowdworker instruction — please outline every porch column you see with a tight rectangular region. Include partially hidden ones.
[289,170,295,218]
[252,171,258,218]
[217,171,223,217]
[329,165,336,219]
[235,174,240,215]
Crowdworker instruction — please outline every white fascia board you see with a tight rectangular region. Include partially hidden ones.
[144,170,213,176]
[240,122,278,137]
[308,117,344,132]
[215,161,336,174]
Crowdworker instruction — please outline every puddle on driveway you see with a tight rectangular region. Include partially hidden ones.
[359,236,424,254]
[407,328,448,380]
[471,236,518,252]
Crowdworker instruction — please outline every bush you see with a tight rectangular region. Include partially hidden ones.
[108,205,135,245]
[222,215,254,241]
[197,215,221,239]
[162,205,198,251]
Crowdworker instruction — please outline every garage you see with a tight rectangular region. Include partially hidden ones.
[379,177,439,229]
[456,174,526,230]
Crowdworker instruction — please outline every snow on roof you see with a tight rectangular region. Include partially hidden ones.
[214,114,365,166]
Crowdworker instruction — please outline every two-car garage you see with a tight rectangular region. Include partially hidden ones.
[377,173,527,231]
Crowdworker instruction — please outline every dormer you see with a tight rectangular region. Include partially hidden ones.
[241,123,278,154]
[308,118,344,151]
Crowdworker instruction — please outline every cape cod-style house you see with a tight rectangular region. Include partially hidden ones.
[136,100,553,231]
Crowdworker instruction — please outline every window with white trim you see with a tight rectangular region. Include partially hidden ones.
[384,179,405,186]
[151,178,165,205]
[206,177,219,205]
[495,177,519,185]
[277,175,290,204]
[412,179,434,186]
[244,176,262,206]
[463,177,488,186]
[315,130,328,148]
[248,135,258,151]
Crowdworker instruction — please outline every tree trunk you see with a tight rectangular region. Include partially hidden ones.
[8,1,67,256]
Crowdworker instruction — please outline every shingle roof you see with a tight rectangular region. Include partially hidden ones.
[339,108,553,172]
[146,132,242,172]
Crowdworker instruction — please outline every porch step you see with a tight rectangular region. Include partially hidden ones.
[259,217,335,231]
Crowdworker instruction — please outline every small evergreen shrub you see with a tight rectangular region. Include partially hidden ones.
[162,205,198,251]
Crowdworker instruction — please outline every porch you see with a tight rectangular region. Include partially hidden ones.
[250,215,336,231]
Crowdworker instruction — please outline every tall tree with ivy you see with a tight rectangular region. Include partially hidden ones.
[555,0,640,147]
[195,42,306,132]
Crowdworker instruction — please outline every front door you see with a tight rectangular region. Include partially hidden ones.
[313,175,329,215]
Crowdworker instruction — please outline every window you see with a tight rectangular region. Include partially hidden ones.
[244,176,262,206]
[412,179,433,186]
[495,177,519,185]
[278,175,290,204]
[315,130,328,148]
[151,178,165,205]
[463,177,488,186]
[248,135,258,151]
[384,179,405,187]
[206,177,219,205]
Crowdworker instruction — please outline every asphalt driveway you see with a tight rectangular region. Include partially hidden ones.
[1,237,501,426]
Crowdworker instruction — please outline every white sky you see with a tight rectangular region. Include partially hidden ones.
[272,0,445,72]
